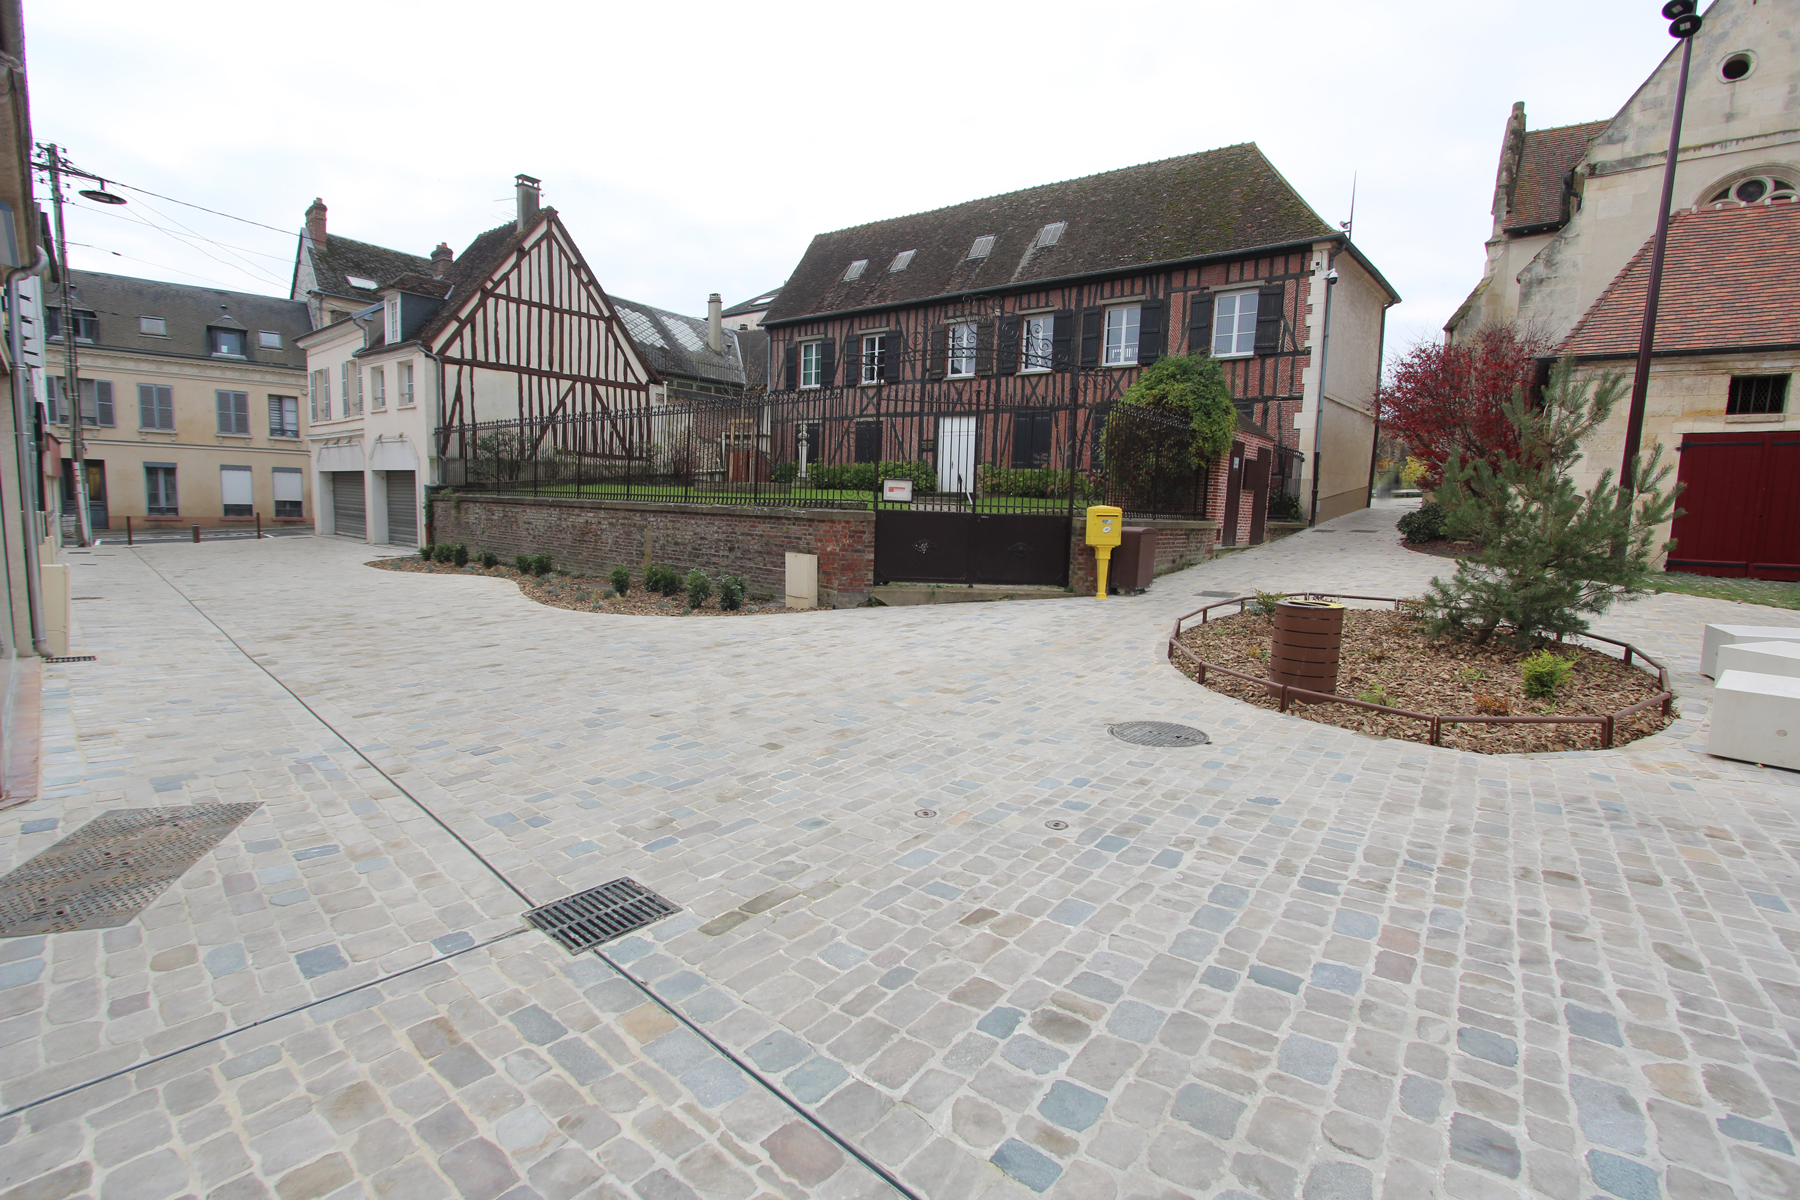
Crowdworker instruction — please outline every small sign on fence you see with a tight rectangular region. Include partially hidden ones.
[883,479,914,503]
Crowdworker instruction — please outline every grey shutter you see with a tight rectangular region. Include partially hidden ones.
[928,327,947,380]
[96,381,113,427]
[1080,308,1103,368]
[1138,299,1165,366]
[1188,290,1214,356]
[996,315,1020,377]
[217,390,230,433]
[1254,285,1285,355]
[234,392,250,433]
[818,338,836,387]
[881,331,903,383]
[1051,309,1074,370]
[140,383,158,429]
[974,318,994,377]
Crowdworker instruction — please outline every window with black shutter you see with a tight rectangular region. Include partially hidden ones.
[1080,308,1103,368]
[1051,310,1074,370]
[881,332,903,383]
[975,318,995,376]
[1187,291,1214,355]
[818,338,836,387]
[1012,411,1053,468]
[997,315,1021,377]
[854,420,883,463]
[1138,299,1165,366]
[784,343,798,389]
[928,327,948,380]
[1253,285,1285,355]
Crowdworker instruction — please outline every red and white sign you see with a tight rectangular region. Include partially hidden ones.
[883,478,913,503]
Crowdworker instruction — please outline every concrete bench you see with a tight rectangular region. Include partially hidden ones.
[1716,641,1800,681]
[1701,624,1800,678]
[1709,669,1800,770]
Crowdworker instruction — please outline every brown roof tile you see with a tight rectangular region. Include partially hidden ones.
[1558,199,1800,357]
[1504,121,1606,233]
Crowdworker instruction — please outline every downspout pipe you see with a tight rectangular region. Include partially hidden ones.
[1308,259,1340,526]
[7,247,54,657]
[420,343,447,548]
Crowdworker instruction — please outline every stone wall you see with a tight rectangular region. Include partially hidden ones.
[428,493,876,607]
[1067,518,1218,596]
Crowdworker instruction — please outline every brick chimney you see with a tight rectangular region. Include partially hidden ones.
[431,242,454,279]
[305,198,327,245]
[515,174,541,232]
[707,293,723,353]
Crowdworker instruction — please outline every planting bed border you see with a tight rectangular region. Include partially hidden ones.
[1166,592,1674,751]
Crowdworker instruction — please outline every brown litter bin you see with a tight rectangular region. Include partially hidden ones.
[1268,599,1346,699]
[1111,527,1156,594]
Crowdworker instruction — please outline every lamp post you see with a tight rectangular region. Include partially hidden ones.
[1620,1,1704,497]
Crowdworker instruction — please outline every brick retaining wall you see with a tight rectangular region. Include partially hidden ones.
[428,493,876,607]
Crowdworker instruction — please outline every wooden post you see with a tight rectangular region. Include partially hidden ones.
[191,524,200,543]
[256,512,262,539]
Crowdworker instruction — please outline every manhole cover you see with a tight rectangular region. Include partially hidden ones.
[1109,721,1211,748]
[915,809,938,818]
[1045,820,1069,831]
[0,803,261,937]
[525,878,679,953]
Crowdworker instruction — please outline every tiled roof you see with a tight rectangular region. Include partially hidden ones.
[722,288,779,319]
[412,221,532,347]
[1504,121,1606,233]
[1559,199,1800,357]
[65,269,311,368]
[305,233,434,304]
[764,144,1335,325]
[612,294,758,388]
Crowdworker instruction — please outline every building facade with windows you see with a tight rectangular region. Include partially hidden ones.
[43,270,312,533]
[759,144,1398,525]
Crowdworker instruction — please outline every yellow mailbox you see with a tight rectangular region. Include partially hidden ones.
[1085,505,1123,599]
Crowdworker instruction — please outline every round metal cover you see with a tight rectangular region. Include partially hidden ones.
[1109,721,1210,748]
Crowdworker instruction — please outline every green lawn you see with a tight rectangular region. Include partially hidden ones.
[1649,573,1800,610]
[459,482,1082,514]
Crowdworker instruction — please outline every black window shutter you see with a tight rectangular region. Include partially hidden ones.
[882,332,903,383]
[928,327,947,380]
[1051,309,1075,370]
[783,343,797,389]
[1010,413,1031,467]
[818,337,836,385]
[1139,299,1165,366]
[844,336,862,386]
[1188,290,1214,356]
[1254,285,1285,355]
[1080,308,1103,368]
[974,318,995,377]
[996,315,1020,377]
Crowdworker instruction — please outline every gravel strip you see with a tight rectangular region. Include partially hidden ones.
[368,558,818,617]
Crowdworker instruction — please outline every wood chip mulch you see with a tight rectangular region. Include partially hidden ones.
[367,557,817,617]
[1172,608,1675,754]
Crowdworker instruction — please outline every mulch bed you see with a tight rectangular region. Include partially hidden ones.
[1401,539,1478,560]
[368,557,814,617]
[1173,608,1673,754]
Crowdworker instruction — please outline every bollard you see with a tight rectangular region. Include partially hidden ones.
[191,524,200,543]
[126,516,132,547]
[256,512,262,539]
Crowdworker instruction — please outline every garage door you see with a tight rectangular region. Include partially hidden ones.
[1670,432,1800,580]
[385,471,417,545]
[330,471,365,539]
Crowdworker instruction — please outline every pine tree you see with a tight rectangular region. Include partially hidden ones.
[1420,361,1680,648]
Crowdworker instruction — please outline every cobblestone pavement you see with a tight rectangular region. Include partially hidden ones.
[4,501,1800,1200]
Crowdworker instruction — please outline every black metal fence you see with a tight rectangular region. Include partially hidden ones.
[437,375,1212,520]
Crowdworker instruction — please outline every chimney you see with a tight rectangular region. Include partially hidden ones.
[431,242,454,279]
[305,198,327,245]
[706,293,723,353]
[515,174,541,232]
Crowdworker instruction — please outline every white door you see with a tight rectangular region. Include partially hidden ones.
[938,416,976,494]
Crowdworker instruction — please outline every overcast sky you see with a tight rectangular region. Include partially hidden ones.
[27,0,1677,361]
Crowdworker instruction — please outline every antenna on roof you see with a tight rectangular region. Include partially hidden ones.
[1339,172,1356,240]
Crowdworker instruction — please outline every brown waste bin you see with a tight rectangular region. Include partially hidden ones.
[1268,599,1346,698]
[1110,527,1156,594]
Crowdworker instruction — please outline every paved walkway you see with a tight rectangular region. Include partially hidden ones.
[3,502,1799,1200]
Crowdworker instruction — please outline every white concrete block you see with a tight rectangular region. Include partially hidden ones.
[785,552,818,610]
[1716,641,1800,682]
[1701,623,1800,678]
[1709,669,1800,770]
[39,562,69,656]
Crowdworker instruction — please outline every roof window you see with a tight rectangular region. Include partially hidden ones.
[259,330,282,349]
[843,259,868,282]
[1036,222,1066,248]
[889,250,916,273]
[967,235,995,260]
[138,316,166,336]
[345,275,378,290]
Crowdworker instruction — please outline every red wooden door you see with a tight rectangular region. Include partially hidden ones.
[1221,440,1245,547]
[1668,433,1800,579]
[1755,437,1800,579]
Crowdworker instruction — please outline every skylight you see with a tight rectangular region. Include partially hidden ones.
[967,235,995,260]
[843,259,868,281]
[1036,222,1066,248]
[345,275,379,289]
[889,250,916,272]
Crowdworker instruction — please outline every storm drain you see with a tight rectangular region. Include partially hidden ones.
[46,655,96,664]
[1110,721,1211,747]
[525,878,679,953]
[0,803,261,936]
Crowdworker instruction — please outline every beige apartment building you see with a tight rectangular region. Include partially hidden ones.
[46,270,314,532]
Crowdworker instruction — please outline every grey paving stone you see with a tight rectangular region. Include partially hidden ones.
[1399,1075,1443,1123]
[1171,1083,1246,1139]
[1302,1161,1374,1200]
[1718,1114,1795,1156]
[991,1137,1062,1193]
[1106,1001,1166,1044]
[1279,1035,1338,1085]
[1571,1075,1647,1156]
[1001,1036,1069,1076]
[1565,1004,1624,1047]
[745,1030,809,1073]
[1449,1113,1521,1180]
[783,1057,849,1104]
[507,1005,567,1046]
[1456,1027,1517,1068]
[977,1007,1026,1038]
[1587,1149,1661,1200]
[1037,1081,1107,1132]
[294,945,348,979]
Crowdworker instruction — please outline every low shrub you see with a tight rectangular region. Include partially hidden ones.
[685,569,713,608]
[771,462,799,485]
[1474,693,1511,716]
[1250,589,1286,617]
[610,565,631,596]
[515,554,533,574]
[1357,684,1394,708]
[718,574,745,611]
[1267,492,1303,522]
[1396,502,1448,545]
[976,465,1095,499]
[1521,648,1575,699]
[808,460,935,494]
[432,543,453,563]
[533,553,554,576]
[419,544,434,561]
[452,543,470,567]
[646,564,681,596]
[479,549,498,569]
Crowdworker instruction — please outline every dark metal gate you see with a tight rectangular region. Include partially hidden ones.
[875,511,1069,586]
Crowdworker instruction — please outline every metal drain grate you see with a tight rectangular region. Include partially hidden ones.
[0,803,261,936]
[1109,721,1211,748]
[46,655,96,663]
[525,878,679,953]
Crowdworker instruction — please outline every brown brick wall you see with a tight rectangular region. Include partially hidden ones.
[1067,517,1218,596]
[428,494,876,607]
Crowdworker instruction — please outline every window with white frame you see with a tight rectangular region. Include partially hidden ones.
[258,330,282,349]
[145,464,178,516]
[216,390,250,435]
[138,383,174,430]
[77,379,114,427]
[138,316,166,336]
[273,467,303,518]
[799,341,823,389]
[1021,315,1053,372]
[948,322,977,377]
[268,395,298,438]
[310,368,331,421]
[220,465,253,517]
[860,334,886,385]
[340,361,363,416]
[385,296,400,343]
[1102,306,1140,366]
[370,366,386,410]
[398,362,415,407]
[1212,292,1259,357]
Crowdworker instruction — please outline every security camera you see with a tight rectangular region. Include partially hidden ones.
[1326,268,1340,283]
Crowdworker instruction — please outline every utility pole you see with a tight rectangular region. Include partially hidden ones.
[41,143,90,546]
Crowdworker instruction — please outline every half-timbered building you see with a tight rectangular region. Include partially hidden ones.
[760,144,1399,530]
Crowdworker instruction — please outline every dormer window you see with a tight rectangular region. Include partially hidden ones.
[385,296,401,343]
[889,250,915,272]
[843,259,868,282]
[1709,176,1796,205]
[1036,222,1066,248]
[46,308,97,341]
[139,316,166,336]
[967,235,995,260]
[209,328,247,357]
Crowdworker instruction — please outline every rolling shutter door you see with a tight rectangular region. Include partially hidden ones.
[330,471,365,538]
[385,471,417,545]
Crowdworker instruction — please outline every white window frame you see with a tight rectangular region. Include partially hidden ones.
[947,322,977,378]
[220,464,254,517]
[385,297,401,343]
[1211,291,1260,358]
[272,467,304,518]
[310,368,330,422]
[1020,315,1054,373]
[268,394,299,438]
[799,341,823,389]
[145,463,178,516]
[860,334,886,386]
[370,366,386,411]
[398,362,415,407]
[1102,305,1140,367]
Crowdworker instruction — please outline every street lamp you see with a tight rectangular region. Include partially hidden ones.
[1619,1,1704,496]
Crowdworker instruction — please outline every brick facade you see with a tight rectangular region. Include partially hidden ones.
[1066,517,1218,596]
[428,494,876,607]
[1204,422,1279,548]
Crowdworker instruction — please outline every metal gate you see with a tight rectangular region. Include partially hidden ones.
[1669,432,1800,579]
[330,471,366,539]
[874,511,1069,586]
[384,471,417,545]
